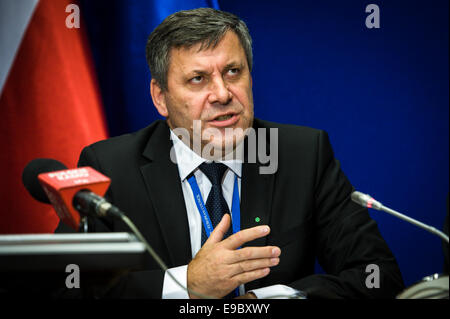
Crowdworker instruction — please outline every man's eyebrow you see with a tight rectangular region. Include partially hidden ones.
[188,70,210,77]
[224,62,244,70]
[186,62,244,77]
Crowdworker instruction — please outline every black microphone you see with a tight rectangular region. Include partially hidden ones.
[22,158,66,204]
[352,191,449,244]
[22,158,215,299]
[22,158,124,222]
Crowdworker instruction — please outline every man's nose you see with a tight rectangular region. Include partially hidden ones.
[208,77,232,105]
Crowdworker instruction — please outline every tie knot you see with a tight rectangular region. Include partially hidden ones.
[199,162,228,186]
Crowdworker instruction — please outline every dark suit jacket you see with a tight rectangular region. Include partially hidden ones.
[56,118,404,298]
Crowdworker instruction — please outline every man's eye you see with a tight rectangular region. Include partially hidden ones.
[190,76,203,84]
[228,68,239,75]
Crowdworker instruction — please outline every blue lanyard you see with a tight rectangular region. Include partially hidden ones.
[187,172,241,297]
[187,173,241,238]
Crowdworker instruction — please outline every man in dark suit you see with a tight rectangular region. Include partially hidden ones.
[58,8,404,298]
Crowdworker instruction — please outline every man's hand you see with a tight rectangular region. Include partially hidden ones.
[235,292,257,299]
[187,214,281,298]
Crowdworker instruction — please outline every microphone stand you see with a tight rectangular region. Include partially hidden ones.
[351,191,449,243]
[380,205,449,244]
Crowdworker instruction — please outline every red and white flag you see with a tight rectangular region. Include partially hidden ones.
[0,0,108,233]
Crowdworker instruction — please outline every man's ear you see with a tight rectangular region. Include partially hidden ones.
[150,79,168,117]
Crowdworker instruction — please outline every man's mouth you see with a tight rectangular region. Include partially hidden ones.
[215,114,234,121]
[208,112,240,127]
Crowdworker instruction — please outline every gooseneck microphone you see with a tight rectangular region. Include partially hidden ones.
[351,191,449,244]
[22,158,214,299]
[72,191,123,219]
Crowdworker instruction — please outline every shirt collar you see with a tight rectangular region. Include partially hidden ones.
[170,130,242,181]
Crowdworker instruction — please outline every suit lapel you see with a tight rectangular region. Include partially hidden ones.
[140,121,192,266]
[240,122,276,291]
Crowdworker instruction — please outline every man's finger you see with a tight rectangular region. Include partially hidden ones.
[222,225,271,250]
[227,246,281,264]
[205,213,231,244]
[231,267,271,287]
[229,257,280,277]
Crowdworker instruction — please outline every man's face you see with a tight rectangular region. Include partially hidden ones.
[155,31,254,157]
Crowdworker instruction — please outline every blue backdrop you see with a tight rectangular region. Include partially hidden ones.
[80,0,449,288]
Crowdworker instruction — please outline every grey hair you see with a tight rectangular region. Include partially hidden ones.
[145,8,253,92]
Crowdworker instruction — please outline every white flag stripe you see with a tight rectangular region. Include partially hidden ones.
[0,0,39,94]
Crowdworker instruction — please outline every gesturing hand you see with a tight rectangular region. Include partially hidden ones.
[187,214,281,298]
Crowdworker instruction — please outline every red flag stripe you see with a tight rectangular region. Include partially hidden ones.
[0,0,108,233]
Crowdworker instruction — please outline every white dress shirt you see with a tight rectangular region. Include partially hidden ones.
[162,130,298,299]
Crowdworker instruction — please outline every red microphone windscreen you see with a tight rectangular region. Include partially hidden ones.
[38,167,111,230]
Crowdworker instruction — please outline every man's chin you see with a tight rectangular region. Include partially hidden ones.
[200,136,245,161]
